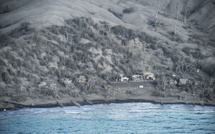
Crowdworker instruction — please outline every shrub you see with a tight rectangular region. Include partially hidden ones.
[108,8,123,19]
[152,90,166,97]
[3,5,9,13]
[2,71,10,83]
[123,7,135,14]
[9,22,34,38]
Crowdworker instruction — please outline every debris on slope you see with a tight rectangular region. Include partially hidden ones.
[0,0,215,107]
[0,17,214,104]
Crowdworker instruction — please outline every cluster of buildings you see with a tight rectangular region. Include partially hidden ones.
[37,71,157,89]
[38,76,87,89]
[37,71,198,90]
[118,72,156,82]
[38,81,57,89]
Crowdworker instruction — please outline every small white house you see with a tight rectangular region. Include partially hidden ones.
[178,79,188,86]
[61,78,73,87]
[143,72,155,79]
[76,76,86,83]
[50,83,56,89]
[132,75,142,79]
[38,82,47,88]
[120,77,129,82]
[146,74,155,80]
[143,72,155,80]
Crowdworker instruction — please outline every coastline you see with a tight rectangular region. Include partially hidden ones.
[0,0,214,114]
[1,93,215,111]
[1,82,214,111]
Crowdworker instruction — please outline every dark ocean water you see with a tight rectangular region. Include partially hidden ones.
[0,103,215,134]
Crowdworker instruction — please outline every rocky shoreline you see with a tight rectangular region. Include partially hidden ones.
[1,92,215,111]
[1,82,215,111]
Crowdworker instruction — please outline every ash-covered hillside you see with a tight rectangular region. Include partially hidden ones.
[0,0,215,105]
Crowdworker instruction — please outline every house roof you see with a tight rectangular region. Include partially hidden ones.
[179,79,188,85]
[143,72,154,76]
[132,74,142,77]
[77,76,86,80]
[121,77,129,79]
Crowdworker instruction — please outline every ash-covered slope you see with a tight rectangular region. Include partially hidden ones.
[0,0,215,39]
[0,0,215,108]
